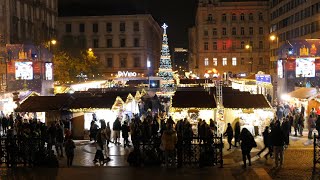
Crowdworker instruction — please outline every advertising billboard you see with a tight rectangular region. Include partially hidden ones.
[295,58,315,77]
[45,63,53,80]
[15,62,33,80]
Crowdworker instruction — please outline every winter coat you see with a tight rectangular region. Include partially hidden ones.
[161,129,177,151]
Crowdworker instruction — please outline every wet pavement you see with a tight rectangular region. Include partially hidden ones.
[0,130,318,179]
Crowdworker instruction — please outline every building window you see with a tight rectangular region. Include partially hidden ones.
[106,38,112,48]
[134,57,141,67]
[241,27,244,35]
[120,57,127,68]
[259,41,263,49]
[232,27,236,35]
[222,14,226,22]
[65,24,71,33]
[249,27,253,35]
[222,41,226,50]
[120,38,126,47]
[240,13,245,21]
[106,23,112,32]
[134,38,140,47]
[204,58,209,66]
[213,58,217,66]
[258,13,263,21]
[213,41,217,50]
[232,57,237,66]
[241,58,245,65]
[133,22,139,32]
[259,27,263,35]
[204,42,208,50]
[222,28,226,35]
[241,41,245,49]
[259,57,264,65]
[120,22,125,32]
[106,57,113,68]
[249,41,253,47]
[204,30,208,36]
[79,23,85,33]
[249,13,253,21]
[93,23,98,33]
[232,13,236,21]
[222,58,227,66]
[212,28,217,36]
[208,14,213,21]
[232,40,236,49]
[93,39,99,48]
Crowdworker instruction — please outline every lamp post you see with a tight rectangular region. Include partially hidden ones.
[269,34,280,103]
[245,44,253,73]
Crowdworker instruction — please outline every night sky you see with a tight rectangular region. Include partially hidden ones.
[58,0,197,48]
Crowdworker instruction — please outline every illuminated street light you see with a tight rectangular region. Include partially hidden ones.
[51,39,57,45]
[269,35,276,41]
[245,44,250,49]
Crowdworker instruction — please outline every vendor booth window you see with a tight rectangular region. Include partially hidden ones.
[232,57,237,66]
[222,58,227,66]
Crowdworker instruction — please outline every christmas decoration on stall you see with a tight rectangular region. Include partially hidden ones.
[158,23,175,92]
[112,96,125,111]
[135,91,141,102]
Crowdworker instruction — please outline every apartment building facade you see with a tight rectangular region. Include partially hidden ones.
[57,15,162,79]
[189,0,270,78]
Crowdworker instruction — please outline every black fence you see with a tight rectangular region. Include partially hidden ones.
[314,133,320,172]
[0,136,53,167]
[129,136,223,168]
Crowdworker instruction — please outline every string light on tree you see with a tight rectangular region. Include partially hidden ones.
[158,23,175,92]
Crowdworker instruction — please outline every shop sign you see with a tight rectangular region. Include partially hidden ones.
[255,74,271,84]
[117,71,137,77]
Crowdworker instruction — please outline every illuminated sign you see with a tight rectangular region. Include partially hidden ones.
[296,58,315,77]
[117,71,137,77]
[278,60,283,78]
[15,62,33,80]
[255,74,271,84]
[45,63,53,80]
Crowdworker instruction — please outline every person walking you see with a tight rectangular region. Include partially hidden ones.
[64,136,76,167]
[308,114,316,139]
[234,122,241,147]
[240,128,257,168]
[161,123,177,168]
[121,121,130,148]
[271,121,285,168]
[224,123,234,150]
[298,113,304,136]
[281,118,290,146]
[257,126,272,159]
[112,118,121,145]
[100,120,111,162]
[106,122,111,147]
[55,123,64,158]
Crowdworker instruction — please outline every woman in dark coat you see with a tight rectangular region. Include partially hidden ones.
[121,121,130,148]
[224,123,234,150]
[240,128,256,168]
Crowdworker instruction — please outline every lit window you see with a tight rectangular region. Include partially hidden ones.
[232,57,237,66]
[213,58,217,66]
[204,58,209,66]
[222,58,227,66]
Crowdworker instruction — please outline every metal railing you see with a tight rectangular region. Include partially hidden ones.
[130,136,223,168]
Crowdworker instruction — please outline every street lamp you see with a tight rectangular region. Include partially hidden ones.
[245,44,253,73]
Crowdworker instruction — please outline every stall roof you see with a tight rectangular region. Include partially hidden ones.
[223,94,271,109]
[172,91,216,109]
[16,96,73,112]
[69,96,115,109]
[288,87,318,100]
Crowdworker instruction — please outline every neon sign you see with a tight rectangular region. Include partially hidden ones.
[117,71,137,77]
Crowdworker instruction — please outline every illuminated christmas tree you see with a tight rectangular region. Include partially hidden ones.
[158,23,175,92]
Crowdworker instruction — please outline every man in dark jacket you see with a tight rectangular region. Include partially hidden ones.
[257,126,272,159]
[224,123,234,150]
[271,121,285,168]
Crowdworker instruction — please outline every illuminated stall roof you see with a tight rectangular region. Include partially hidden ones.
[288,87,319,100]
[16,96,73,112]
[172,91,216,109]
[223,94,271,109]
